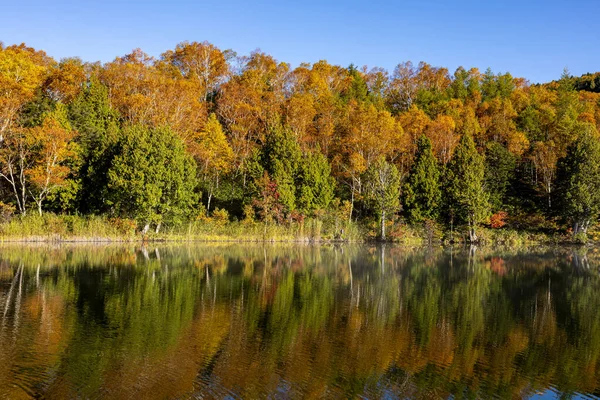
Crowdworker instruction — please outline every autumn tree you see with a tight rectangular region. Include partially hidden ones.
[426,115,458,164]
[0,125,32,214]
[26,104,78,215]
[284,92,316,147]
[217,51,289,181]
[194,113,234,212]
[101,49,206,140]
[445,134,490,242]
[0,45,55,215]
[364,157,401,240]
[387,61,418,114]
[0,44,51,143]
[43,57,86,103]
[335,101,403,219]
[530,141,558,210]
[161,41,230,102]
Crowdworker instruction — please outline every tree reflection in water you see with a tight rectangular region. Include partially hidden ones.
[0,244,598,399]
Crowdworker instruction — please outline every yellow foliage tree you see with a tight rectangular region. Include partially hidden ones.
[26,110,78,215]
[194,114,234,211]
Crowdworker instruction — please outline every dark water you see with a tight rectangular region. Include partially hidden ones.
[0,244,599,399]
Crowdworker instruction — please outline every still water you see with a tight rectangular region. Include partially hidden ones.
[0,244,599,399]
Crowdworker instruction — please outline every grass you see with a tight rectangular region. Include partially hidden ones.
[0,212,588,246]
[0,213,365,243]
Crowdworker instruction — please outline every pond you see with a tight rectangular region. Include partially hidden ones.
[0,244,599,399]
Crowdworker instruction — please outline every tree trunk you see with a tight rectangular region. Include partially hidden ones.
[380,210,386,241]
[207,191,213,213]
[142,223,150,235]
[573,219,591,237]
[349,187,354,223]
[468,215,477,243]
[155,222,161,234]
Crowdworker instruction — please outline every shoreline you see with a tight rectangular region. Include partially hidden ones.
[0,233,590,247]
[0,213,591,246]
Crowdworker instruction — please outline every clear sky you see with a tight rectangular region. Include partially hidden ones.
[2,0,598,83]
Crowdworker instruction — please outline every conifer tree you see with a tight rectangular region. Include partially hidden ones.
[69,78,121,213]
[403,135,441,223]
[262,126,301,212]
[555,127,600,238]
[108,125,197,233]
[484,141,516,211]
[297,150,336,214]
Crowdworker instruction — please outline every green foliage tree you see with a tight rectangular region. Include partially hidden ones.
[297,150,336,214]
[342,64,368,103]
[555,127,600,238]
[18,88,55,128]
[484,141,516,211]
[261,126,302,212]
[69,78,122,214]
[403,135,442,223]
[364,157,401,240]
[445,134,490,242]
[481,69,514,101]
[107,125,197,233]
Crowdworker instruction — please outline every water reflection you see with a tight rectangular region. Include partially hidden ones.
[0,244,599,398]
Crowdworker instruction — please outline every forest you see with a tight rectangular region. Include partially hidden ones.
[1,41,600,242]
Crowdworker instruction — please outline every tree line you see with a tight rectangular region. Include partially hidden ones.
[1,41,600,240]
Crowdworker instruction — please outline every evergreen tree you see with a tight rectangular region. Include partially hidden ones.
[343,64,369,103]
[484,141,516,211]
[445,134,490,242]
[69,78,121,213]
[107,125,197,233]
[448,67,468,100]
[403,135,442,223]
[364,157,401,240]
[261,126,301,212]
[297,150,336,214]
[18,88,55,128]
[555,127,600,238]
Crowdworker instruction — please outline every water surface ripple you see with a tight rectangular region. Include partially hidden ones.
[0,244,599,399]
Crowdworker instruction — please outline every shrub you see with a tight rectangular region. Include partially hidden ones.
[212,208,229,226]
[490,211,508,229]
[0,202,15,223]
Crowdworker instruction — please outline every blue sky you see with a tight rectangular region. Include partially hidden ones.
[2,0,598,83]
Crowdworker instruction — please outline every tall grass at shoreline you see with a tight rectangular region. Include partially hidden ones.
[0,213,364,243]
[0,213,580,245]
